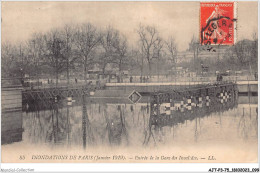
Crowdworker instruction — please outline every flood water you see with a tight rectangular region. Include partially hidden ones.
[2,94,257,152]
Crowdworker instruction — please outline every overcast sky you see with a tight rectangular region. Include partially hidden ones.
[2,1,258,51]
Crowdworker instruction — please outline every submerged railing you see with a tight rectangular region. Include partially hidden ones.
[149,82,238,127]
[142,82,238,145]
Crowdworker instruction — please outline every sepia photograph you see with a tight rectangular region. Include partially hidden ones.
[1,1,259,171]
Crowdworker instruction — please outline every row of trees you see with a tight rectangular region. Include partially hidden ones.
[2,22,257,85]
[2,23,178,84]
[184,33,258,74]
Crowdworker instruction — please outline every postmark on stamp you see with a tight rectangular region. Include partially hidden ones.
[200,2,237,46]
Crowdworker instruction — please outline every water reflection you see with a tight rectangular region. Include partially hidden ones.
[2,95,258,150]
[1,111,23,145]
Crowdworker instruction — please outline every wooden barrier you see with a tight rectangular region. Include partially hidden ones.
[1,85,23,145]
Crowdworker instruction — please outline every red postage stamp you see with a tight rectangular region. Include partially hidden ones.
[200,2,236,45]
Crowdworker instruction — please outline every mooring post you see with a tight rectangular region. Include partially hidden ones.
[82,94,87,149]
[66,103,70,146]
[156,94,160,117]
[247,76,251,102]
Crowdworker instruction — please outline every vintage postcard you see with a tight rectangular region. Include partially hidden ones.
[1,0,258,170]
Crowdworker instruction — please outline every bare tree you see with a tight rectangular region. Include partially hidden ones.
[61,25,78,85]
[112,34,128,82]
[1,41,39,82]
[137,24,160,77]
[100,26,119,75]
[43,30,67,86]
[188,35,199,72]
[128,48,143,78]
[252,32,258,71]
[1,42,19,78]
[153,37,164,80]
[233,39,257,73]
[165,36,177,75]
[220,36,258,73]
[26,33,47,86]
[74,23,102,83]
[233,40,250,66]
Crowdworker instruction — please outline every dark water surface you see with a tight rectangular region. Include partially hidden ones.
[6,95,254,150]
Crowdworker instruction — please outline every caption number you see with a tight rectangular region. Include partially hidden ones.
[19,155,25,160]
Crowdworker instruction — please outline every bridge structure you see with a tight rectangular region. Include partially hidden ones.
[22,85,95,102]
[16,80,257,108]
[149,82,238,124]
[105,81,257,94]
[1,76,256,113]
[21,84,100,112]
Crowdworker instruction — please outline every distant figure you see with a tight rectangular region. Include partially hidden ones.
[75,78,78,83]
[117,76,120,83]
[130,76,133,83]
[21,78,24,85]
[217,74,223,82]
[140,76,142,83]
[96,80,100,88]
[254,72,258,81]
[143,76,146,83]
[47,78,50,84]
[146,76,149,82]
[220,74,223,81]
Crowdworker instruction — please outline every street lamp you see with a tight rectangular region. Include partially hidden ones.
[194,42,200,77]
[20,67,23,85]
